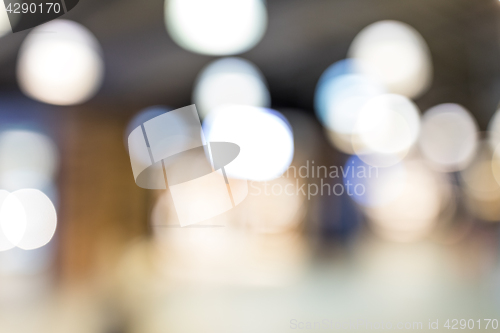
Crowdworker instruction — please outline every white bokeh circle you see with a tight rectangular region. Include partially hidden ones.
[193,57,270,118]
[203,105,294,181]
[0,189,57,251]
[419,104,478,172]
[165,0,267,55]
[354,94,420,163]
[349,20,432,99]
[17,19,104,106]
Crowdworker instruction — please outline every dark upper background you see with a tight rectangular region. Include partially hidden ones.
[0,0,499,130]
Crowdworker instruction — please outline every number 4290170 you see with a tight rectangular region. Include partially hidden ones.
[444,319,499,330]
[6,2,62,14]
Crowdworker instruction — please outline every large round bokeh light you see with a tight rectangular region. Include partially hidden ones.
[203,105,294,181]
[0,1,12,38]
[165,0,267,56]
[419,104,478,172]
[354,94,420,162]
[349,20,432,99]
[315,59,386,154]
[193,57,270,118]
[17,19,104,106]
[0,189,57,251]
[315,60,385,133]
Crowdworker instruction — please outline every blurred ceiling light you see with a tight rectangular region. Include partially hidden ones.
[17,19,104,106]
[0,190,26,251]
[10,189,57,250]
[419,104,478,172]
[165,0,267,55]
[203,105,294,181]
[366,161,443,242]
[315,59,385,132]
[193,57,270,118]
[0,1,12,38]
[315,60,386,154]
[0,189,57,251]
[354,94,420,163]
[349,20,432,99]
[0,130,59,191]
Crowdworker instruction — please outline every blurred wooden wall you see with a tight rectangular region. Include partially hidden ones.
[56,106,151,283]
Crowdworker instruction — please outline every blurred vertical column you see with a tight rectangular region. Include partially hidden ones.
[57,106,150,283]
